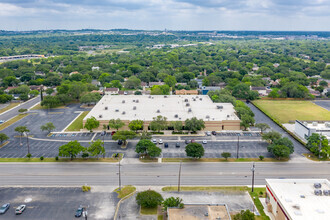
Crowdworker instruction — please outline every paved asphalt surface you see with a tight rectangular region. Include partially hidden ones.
[0,162,329,186]
[0,96,40,121]
[313,100,330,111]
[0,187,119,220]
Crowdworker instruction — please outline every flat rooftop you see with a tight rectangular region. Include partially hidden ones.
[266,179,330,220]
[168,204,230,220]
[84,95,239,122]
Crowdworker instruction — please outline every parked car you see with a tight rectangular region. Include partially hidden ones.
[75,207,84,218]
[0,203,10,214]
[111,131,116,135]
[117,140,123,145]
[206,131,211,136]
[185,139,190,144]
[176,142,180,148]
[191,139,196,143]
[152,139,157,144]
[202,140,207,144]
[164,143,169,148]
[158,139,163,144]
[211,131,217,135]
[0,120,5,124]
[15,205,26,215]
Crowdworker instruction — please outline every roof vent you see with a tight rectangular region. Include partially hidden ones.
[199,98,202,100]
[300,195,305,198]
[323,190,330,196]
[99,114,102,118]
[217,105,223,109]
[136,99,139,103]
[122,111,126,115]
[164,95,167,98]
[174,114,178,118]
[206,115,210,119]
[115,109,119,112]
[157,109,160,113]
[133,100,135,102]
[314,183,322,188]
[314,189,322,196]
[149,95,151,98]
[122,100,125,103]
[227,115,230,118]
[105,107,108,110]
[186,103,190,107]
[192,98,196,101]
[188,108,192,112]
[184,99,188,102]
[133,106,136,110]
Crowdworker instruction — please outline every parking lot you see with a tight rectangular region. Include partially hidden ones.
[0,187,119,220]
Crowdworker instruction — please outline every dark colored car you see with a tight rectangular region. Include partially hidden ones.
[176,143,180,148]
[185,140,190,144]
[212,131,217,135]
[117,140,123,145]
[75,207,84,218]
[164,143,169,148]
[0,203,10,214]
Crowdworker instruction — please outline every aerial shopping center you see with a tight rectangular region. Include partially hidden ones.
[83,95,241,131]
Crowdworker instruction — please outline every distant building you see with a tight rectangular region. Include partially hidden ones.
[175,89,199,95]
[149,82,165,87]
[250,86,271,97]
[91,80,101,87]
[69,71,79,76]
[294,120,330,141]
[273,63,280,68]
[104,87,119,95]
[167,204,231,220]
[91,66,100,71]
[201,86,221,95]
[266,179,330,220]
[4,86,18,93]
[252,64,259,71]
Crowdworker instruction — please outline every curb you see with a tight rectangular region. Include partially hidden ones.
[113,190,136,220]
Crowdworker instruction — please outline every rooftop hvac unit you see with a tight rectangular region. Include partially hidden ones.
[325,122,330,128]
[164,95,167,98]
[133,100,135,102]
[323,190,330,196]
[314,189,322,196]
[149,95,151,98]
[312,122,318,126]
[99,115,102,118]
[122,111,126,115]
[157,109,160,113]
[133,106,136,110]
[122,100,125,103]
[188,108,192,112]
[314,183,322,188]
[217,105,223,109]
[206,115,210,119]
[115,109,119,112]
[303,122,308,126]
[200,98,202,101]
[136,99,139,103]
[174,114,178,118]
[196,96,199,98]
[186,103,190,107]
[184,99,188,102]
[105,107,108,110]
[192,98,196,101]
[227,115,230,118]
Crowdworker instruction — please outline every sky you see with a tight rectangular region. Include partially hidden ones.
[0,0,329,31]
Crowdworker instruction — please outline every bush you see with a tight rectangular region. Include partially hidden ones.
[55,156,59,161]
[40,156,44,161]
[82,152,89,159]
[233,210,255,220]
[162,197,184,211]
[82,185,91,192]
[221,152,231,160]
[26,153,32,158]
[259,155,264,161]
[136,190,163,208]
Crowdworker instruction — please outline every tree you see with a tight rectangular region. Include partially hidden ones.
[233,210,255,220]
[41,96,60,108]
[270,145,291,160]
[255,123,270,133]
[164,75,177,89]
[0,133,9,144]
[136,190,163,208]
[240,114,255,130]
[128,120,144,132]
[29,90,39,97]
[272,137,294,153]
[262,131,281,144]
[147,145,162,158]
[80,93,101,105]
[171,121,183,132]
[58,140,85,160]
[232,83,259,100]
[109,118,125,131]
[19,93,29,101]
[68,82,87,100]
[124,76,141,89]
[136,139,155,154]
[150,115,168,132]
[185,143,204,159]
[112,130,137,146]
[84,116,100,132]
[88,139,105,159]
[40,122,56,133]
[221,152,231,160]
[56,94,72,105]
[46,88,54,95]
[15,126,29,146]
[162,197,184,211]
[184,117,205,133]
[140,131,152,140]
[306,133,329,158]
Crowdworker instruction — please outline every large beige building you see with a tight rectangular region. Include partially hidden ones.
[83,95,241,131]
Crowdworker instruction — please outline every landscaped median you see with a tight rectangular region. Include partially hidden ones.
[0,102,20,114]
[0,114,29,131]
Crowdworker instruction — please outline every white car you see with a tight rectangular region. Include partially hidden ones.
[0,120,5,124]
[15,205,26,215]
[202,140,207,144]
[152,139,157,144]
[158,139,163,144]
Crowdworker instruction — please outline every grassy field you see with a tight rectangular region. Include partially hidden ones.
[114,185,136,198]
[140,206,158,215]
[249,188,270,220]
[0,102,20,114]
[0,114,28,131]
[253,100,330,124]
[0,157,122,162]
[66,111,89,131]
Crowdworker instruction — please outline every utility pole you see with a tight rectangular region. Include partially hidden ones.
[118,160,121,191]
[319,133,322,159]
[251,162,255,192]
[178,161,182,192]
[236,135,240,159]
[25,132,30,155]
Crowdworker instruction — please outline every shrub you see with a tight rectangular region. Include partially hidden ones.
[162,197,184,211]
[82,152,89,159]
[26,153,32,159]
[233,210,255,220]
[55,156,59,161]
[221,152,231,160]
[40,156,44,161]
[259,155,264,161]
[136,190,163,208]
[82,185,91,192]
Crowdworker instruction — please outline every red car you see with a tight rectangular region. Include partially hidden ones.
[111,131,116,135]
[191,139,196,143]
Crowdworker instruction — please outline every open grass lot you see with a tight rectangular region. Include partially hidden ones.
[65,111,89,131]
[0,102,20,114]
[253,100,330,124]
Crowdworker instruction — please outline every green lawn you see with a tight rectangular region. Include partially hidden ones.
[140,206,158,215]
[114,185,136,198]
[162,186,248,192]
[249,188,270,220]
[66,111,89,131]
[253,100,330,124]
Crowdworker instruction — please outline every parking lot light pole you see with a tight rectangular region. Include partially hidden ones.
[24,132,30,155]
[178,161,182,192]
[236,135,240,159]
[251,162,255,192]
[118,160,121,191]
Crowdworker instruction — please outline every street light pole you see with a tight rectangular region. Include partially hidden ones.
[118,160,121,191]
[178,161,182,192]
[319,133,322,159]
[251,162,255,192]
[236,135,240,159]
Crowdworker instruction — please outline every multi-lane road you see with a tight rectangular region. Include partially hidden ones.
[0,96,40,121]
[0,162,329,186]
